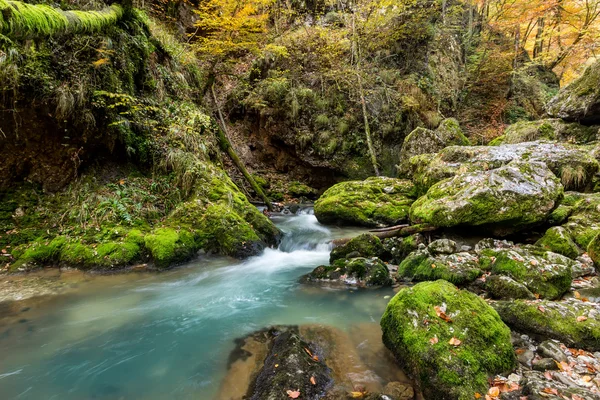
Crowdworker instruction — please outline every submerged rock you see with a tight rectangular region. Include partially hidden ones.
[314,177,416,227]
[381,280,515,400]
[410,141,599,193]
[305,257,393,287]
[494,299,600,351]
[398,118,470,175]
[329,234,384,263]
[547,59,600,124]
[410,161,563,235]
[249,328,332,400]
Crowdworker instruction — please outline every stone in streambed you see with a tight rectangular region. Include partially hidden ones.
[329,234,384,263]
[409,161,563,235]
[314,177,416,227]
[305,257,393,287]
[538,340,568,363]
[381,280,515,400]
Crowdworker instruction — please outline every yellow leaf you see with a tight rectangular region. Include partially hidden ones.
[449,337,461,346]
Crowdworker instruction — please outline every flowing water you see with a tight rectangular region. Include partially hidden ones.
[0,211,410,399]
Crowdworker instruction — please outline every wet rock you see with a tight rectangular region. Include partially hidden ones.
[410,141,599,193]
[381,280,515,400]
[547,59,600,125]
[410,161,563,235]
[532,358,559,371]
[249,328,332,400]
[521,370,600,400]
[305,257,393,287]
[330,234,384,263]
[382,382,414,400]
[382,234,425,265]
[314,177,416,227]
[398,118,470,175]
[538,340,568,363]
[427,239,458,255]
[486,275,535,300]
[494,299,600,351]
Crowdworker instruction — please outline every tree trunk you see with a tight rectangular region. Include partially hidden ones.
[533,17,545,60]
[211,85,274,211]
[357,72,380,176]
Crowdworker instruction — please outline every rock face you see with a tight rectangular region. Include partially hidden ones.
[410,161,563,234]
[547,60,600,124]
[249,328,333,400]
[494,300,600,351]
[410,141,599,193]
[305,257,393,287]
[398,118,470,174]
[314,177,416,227]
[499,119,599,145]
[381,280,515,400]
[329,234,384,263]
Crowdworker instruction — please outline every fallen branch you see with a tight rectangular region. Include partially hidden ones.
[369,224,409,233]
[331,224,437,247]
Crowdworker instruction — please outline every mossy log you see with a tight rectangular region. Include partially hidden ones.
[0,0,124,38]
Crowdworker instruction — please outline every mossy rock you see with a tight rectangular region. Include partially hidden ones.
[397,249,482,286]
[382,234,425,264]
[494,300,600,351]
[485,275,535,300]
[381,280,516,400]
[503,119,599,145]
[329,233,384,263]
[314,177,416,227]
[489,247,573,300]
[410,141,599,193]
[398,118,470,175]
[587,233,600,272]
[536,226,582,259]
[410,161,563,235]
[547,59,600,124]
[306,257,392,287]
[556,192,600,250]
[144,228,196,269]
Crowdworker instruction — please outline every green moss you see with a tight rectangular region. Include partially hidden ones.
[315,177,416,227]
[381,281,515,400]
[587,233,600,272]
[397,250,482,285]
[329,233,384,263]
[488,135,505,146]
[10,236,66,270]
[485,275,534,300]
[536,226,582,259]
[494,300,600,351]
[144,228,196,269]
[307,257,392,287]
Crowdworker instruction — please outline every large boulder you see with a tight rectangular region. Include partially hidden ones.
[410,141,599,193]
[547,60,600,124]
[498,119,599,145]
[410,161,563,235]
[381,280,516,400]
[305,257,393,287]
[398,118,470,175]
[314,177,416,227]
[494,299,600,352]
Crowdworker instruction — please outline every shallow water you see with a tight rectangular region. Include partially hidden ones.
[0,211,407,399]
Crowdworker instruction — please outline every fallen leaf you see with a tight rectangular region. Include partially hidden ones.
[530,259,538,266]
[312,355,319,362]
[577,315,588,322]
[537,305,546,313]
[1,249,6,254]
[572,395,584,400]
[434,306,453,323]
[488,386,500,397]
[544,371,553,380]
[304,347,313,357]
[310,376,316,385]
[542,387,558,395]
[429,336,439,345]
[475,393,482,399]
[449,337,462,346]
[275,364,279,368]
[286,390,300,398]
[574,291,581,299]
[349,391,365,398]
[431,264,437,269]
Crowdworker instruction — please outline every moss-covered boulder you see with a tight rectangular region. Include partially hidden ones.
[329,233,384,263]
[306,257,392,287]
[494,300,600,351]
[314,177,416,227]
[502,119,599,145]
[410,141,599,193]
[410,161,563,234]
[536,226,582,259]
[398,118,470,175]
[485,275,535,300]
[488,247,573,300]
[397,248,483,286]
[381,280,516,400]
[547,59,600,124]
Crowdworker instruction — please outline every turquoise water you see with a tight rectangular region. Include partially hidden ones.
[0,212,398,399]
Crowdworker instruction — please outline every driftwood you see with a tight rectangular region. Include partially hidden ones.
[331,224,437,247]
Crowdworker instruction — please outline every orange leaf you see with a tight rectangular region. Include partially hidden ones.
[431,264,437,269]
[430,336,439,345]
[310,376,316,385]
[541,387,558,395]
[475,393,482,399]
[544,371,553,380]
[537,306,545,313]
[286,390,300,398]
[312,355,319,362]
[577,315,587,322]
[449,337,462,346]
[304,347,313,357]
[488,386,500,397]
[434,306,453,323]
[574,291,581,299]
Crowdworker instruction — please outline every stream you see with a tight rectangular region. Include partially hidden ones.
[0,210,411,399]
